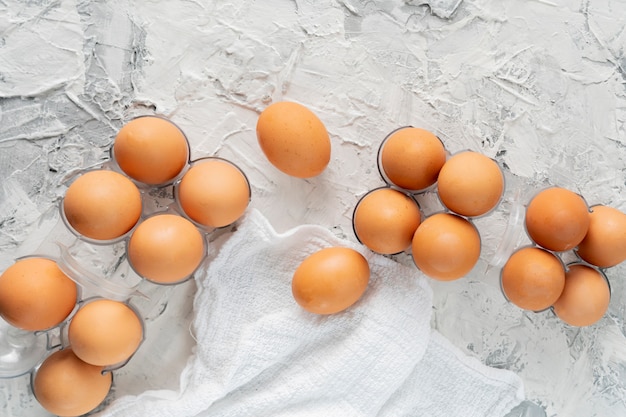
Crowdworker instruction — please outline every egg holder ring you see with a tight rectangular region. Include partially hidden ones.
[0,114,252,416]
[357,127,507,281]
[493,185,618,326]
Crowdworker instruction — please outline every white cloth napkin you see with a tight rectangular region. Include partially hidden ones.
[96,208,524,417]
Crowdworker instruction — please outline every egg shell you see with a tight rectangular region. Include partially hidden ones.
[576,205,626,268]
[525,187,590,252]
[500,246,565,311]
[552,264,610,327]
[411,212,481,281]
[379,127,447,191]
[291,247,370,315]
[113,116,189,185]
[63,170,142,241]
[437,151,504,217]
[353,188,422,255]
[256,101,331,178]
[127,214,205,284]
[33,348,112,417]
[0,258,77,331]
[68,299,143,367]
[177,158,250,228]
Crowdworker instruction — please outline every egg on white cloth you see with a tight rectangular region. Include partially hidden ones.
[93,209,523,417]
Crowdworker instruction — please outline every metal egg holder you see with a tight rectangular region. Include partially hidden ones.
[488,185,615,325]
[0,116,252,415]
[352,126,503,279]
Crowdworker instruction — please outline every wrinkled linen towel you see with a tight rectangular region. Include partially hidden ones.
[96,208,524,417]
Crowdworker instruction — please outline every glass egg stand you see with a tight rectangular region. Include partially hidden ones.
[0,115,252,416]
[352,126,620,328]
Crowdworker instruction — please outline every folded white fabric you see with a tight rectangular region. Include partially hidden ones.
[96,208,523,417]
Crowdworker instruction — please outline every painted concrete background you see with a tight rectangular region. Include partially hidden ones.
[1,0,625,416]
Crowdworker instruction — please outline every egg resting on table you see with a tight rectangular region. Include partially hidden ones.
[256,101,331,178]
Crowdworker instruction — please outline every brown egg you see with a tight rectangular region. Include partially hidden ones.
[576,205,626,268]
[68,299,143,367]
[501,247,565,311]
[177,158,250,228]
[256,101,331,178]
[353,188,421,255]
[113,116,189,185]
[63,170,142,241]
[411,213,481,281]
[552,264,610,327]
[0,258,77,331]
[525,187,590,252]
[379,127,447,191]
[292,247,370,315]
[437,151,504,217]
[127,214,205,284]
[33,348,112,417]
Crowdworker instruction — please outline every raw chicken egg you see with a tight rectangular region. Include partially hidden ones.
[411,212,481,281]
[177,158,251,228]
[127,214,205,284]
[33,348,112,417]
[113,116,189,185]
[576,205,626,268]
[256,101,331,178]
[525,187,590,252]
[500,246,565,311]
[292,247,370,315]
[352,187,421,255]
[379,127,447,191]
[68,298,143,367]
[552,264,610,327]
[437,151,504,217]
[63,170,142,241]
[0,257,77,331]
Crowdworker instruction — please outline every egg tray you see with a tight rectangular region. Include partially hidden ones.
[492,187,615,323]
[353,126,503,266]
[0,115,252,416]
[353,125,620,327]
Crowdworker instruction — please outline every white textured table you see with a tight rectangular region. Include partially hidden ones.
[1,1,625,416]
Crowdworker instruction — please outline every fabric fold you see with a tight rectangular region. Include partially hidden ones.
[96,208,523,417]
